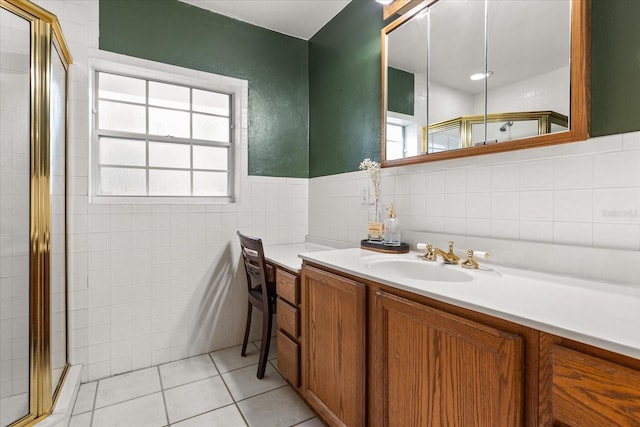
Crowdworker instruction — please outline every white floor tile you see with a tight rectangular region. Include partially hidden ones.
[68,412,92,427]
[164,376,233,424]
[71,353,317,427]
[92,393,167,427]
[171,404,247,427]
[252,338,278,360]
[72,381,97,415]
[95,367,161,408]
[222,363,286,401]
[210,345,259,374]
[295,417,326,427]
[237,386,314,427]
[159,354,218,389]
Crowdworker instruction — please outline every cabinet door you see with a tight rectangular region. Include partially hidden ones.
[302,265,366,427]
[373,291,524,427]
[540,334,640,426]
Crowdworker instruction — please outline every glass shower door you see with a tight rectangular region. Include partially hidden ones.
[0,7,31,427]
[49,40,67,396]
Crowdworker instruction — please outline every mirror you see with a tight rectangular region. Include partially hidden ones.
[381,0,589,166]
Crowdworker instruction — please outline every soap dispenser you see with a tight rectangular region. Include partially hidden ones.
[384,203,401,246]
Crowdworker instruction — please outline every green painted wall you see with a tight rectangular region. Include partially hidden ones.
[308,0,384,177]
[100,0,639,179]
[99,0,309,178]
[591,0,640,137]
[388,67,415,115]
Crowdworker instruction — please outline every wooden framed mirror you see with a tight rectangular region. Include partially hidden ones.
[381,0,590,167]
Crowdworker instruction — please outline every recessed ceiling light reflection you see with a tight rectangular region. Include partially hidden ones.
[470,71,493,81]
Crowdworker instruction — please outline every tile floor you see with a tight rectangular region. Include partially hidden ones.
[69,341,324,427]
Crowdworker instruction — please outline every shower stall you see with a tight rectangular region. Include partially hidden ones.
[0,0,72,426]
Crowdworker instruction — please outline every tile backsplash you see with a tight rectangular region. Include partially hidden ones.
[309,131,640,258]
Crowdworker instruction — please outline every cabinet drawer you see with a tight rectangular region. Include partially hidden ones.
[276,269,299,306]
[277,330,299,388]
[277,298,299,339]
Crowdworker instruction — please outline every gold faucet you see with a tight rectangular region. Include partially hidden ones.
[423,241,460,264]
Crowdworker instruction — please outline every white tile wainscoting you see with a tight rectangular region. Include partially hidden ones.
[309,131,640,277]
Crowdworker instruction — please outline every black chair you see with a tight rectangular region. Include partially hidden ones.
[237,231,277,379]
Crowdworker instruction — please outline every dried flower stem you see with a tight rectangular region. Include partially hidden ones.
[359,158,382,201]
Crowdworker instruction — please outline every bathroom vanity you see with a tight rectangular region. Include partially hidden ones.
[297,248,640,426]
[263,243,332,391]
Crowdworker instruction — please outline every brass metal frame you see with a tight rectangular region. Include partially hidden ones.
[1,1,72,426]
[381,0,591,167]
[427,110,569,150]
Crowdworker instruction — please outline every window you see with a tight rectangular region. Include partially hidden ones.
[386,122,406,160]
[90,60,244,203]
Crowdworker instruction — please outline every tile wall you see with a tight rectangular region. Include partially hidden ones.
[32,0,308,382]
[309,131,640,255]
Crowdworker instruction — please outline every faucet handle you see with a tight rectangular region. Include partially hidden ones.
[461,249,490,269]
[417,243,437,261]
[425,244,438,261]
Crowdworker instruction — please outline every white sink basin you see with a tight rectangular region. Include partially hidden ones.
[365,258,474,283]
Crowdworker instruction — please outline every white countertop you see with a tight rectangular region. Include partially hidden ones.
[298,247,640,360]
[263,242,332,273]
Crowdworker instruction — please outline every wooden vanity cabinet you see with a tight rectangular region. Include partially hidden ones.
[299,262,640,426]
[301,265,367,427]
[372,290,524,426]
[539,333,640,426]
[275,268,302,388]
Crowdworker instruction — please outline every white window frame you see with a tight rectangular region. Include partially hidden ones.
[386,122,407,159]
[89,58,245,204]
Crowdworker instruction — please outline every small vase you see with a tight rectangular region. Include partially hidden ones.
[368,198,384,241]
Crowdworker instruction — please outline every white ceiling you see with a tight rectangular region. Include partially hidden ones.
[177,0,352,40]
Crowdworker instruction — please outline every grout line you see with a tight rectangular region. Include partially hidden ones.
[92,381,100,411]
[164,403,240,426]
[73,344,281,426]
[157,365,171,427]
[91,390,161,412]
[290,416,320,427]
[89,379,98,426]
[207,352,222,376]
[233,384,290,404]
[210,352,250,427]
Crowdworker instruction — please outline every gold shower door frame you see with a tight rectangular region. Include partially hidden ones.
[1,1,73,426]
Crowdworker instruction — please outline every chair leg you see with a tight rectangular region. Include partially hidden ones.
[256,309,273,379]
[241,304,252,357]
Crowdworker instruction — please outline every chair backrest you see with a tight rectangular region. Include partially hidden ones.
[237,231,271,300]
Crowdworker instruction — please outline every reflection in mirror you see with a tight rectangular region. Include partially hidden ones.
[428,0,486,153]
[385,9,427,160]
[382,0,584,165]
[485,0,571,142]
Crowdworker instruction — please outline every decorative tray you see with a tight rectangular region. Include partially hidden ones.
[360,239,410,254]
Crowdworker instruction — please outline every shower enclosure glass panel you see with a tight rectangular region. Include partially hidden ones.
[0,8,31,427]
[1,1,72,425]
[50,42,67,395]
